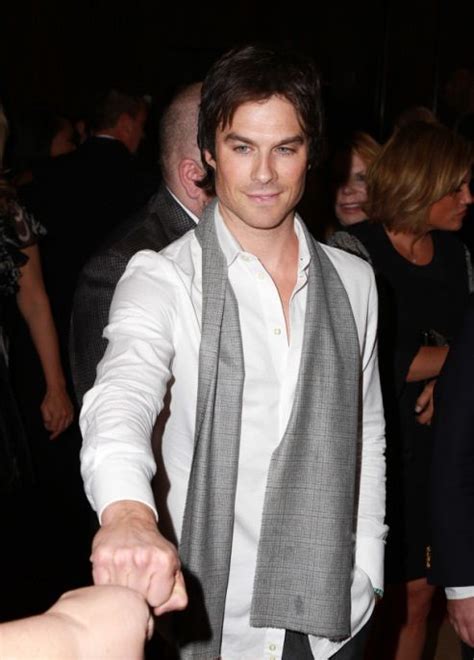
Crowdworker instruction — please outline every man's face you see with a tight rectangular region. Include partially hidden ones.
[125,106,147,154]
[205,95,309,233]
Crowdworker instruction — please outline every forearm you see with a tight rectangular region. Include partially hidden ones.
[406,345,449,382]
[0,612,79,660]
[16,245,67,391]
[17,292,67,390]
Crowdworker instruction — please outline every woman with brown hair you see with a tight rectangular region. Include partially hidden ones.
[331,131,381,227]
[330,121,473,659]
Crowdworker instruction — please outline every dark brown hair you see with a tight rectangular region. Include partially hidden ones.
[197,44,323,190]
[90,89,147,132]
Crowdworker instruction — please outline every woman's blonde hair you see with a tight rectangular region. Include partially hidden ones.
[366,121,473,233]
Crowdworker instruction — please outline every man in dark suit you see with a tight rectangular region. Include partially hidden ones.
[430,293,474,659]
[70,82,210,403]
[20,89,152,352]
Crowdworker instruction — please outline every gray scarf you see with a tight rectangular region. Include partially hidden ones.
[178,200,361,658]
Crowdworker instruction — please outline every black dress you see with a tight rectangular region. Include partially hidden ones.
[330,221,471,582]
[0,199,45,492]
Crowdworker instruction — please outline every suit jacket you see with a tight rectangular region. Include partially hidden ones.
[69,184,195,404]
[20,136,157,347]
[429,293,474,587]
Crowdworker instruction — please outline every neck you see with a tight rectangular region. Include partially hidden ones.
[385,227,432,264]
[220,208,299,272]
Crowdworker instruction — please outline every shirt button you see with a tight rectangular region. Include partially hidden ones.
[241,254,252,262]
[269,643,277,651]
[274,328,281,335]
[257,272,265,280]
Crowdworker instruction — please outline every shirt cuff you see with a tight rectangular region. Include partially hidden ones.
[446,586,474,600]
[90,461,158,524]
[355,536,385,593]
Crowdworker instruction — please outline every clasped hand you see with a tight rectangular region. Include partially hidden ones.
[91,501,188,616]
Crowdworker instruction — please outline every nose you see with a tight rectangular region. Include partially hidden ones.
[340,181,355,196]
[458,183,473,205]
[251,152,275,184]
[463,184,473,205]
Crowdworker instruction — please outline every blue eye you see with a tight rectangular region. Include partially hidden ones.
[233,145,251,154]
[276,146,295,155]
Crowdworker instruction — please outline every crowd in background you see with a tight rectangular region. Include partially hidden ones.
[0,59,474,660]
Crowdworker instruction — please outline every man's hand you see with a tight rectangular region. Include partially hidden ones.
[448,597,474,647]
[415,379,436,426]
[92,501,188,616]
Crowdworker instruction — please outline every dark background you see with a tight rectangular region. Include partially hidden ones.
[1,0,473,142]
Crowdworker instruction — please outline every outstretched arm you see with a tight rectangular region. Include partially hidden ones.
[0,585,153,659]
[80,250,189,613]
[16,244,73,438]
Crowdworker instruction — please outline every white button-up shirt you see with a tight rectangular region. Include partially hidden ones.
[81,207,387,659]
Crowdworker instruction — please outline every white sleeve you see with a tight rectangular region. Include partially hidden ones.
[80,250,178,522]
[446,586,474,599]
[354,267,388,593]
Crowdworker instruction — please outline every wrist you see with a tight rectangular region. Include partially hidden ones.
[45,379,67,392]
[101,500,157,526]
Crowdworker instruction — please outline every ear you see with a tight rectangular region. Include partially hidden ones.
[204,149,216,170]
[178,158,206,200]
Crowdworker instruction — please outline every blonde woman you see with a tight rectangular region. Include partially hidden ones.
[330,121,473,660]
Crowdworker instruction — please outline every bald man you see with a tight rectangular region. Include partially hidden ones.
[70,83,211,403]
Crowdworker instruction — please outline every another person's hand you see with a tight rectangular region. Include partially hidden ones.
[415,379,436,425]
[48,585,153,658]
[0,585,152,660]
[447,597,474,648]
[92,500,188,616]
[40,386,74,439]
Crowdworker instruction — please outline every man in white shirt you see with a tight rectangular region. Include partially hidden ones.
[80,45,387,659]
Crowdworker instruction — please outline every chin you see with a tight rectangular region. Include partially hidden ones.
[338,214,366,227]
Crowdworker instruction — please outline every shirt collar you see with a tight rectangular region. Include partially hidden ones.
[214,203,310,274]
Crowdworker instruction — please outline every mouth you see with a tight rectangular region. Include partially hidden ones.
[247,192,281,204]
[339,203,362,211]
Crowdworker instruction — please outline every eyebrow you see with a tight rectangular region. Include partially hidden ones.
[224,132,306,147]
